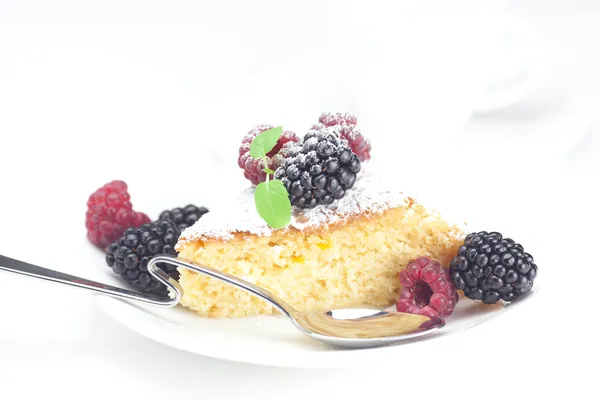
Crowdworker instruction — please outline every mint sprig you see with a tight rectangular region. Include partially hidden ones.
[250,126,292,229]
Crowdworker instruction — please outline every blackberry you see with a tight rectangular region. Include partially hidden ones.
[105,219,180,296]
[335,124,371,162]
[449,231,537,304]
[311,112,371,161]
[274,130,361,209]
[159,204,209,231]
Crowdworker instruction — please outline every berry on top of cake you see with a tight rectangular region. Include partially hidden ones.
[238,125,299,185]
[274,130,361,209]
[312,112,371,161]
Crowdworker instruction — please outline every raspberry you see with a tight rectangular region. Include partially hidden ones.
[318,112,358,127]
[86,181,150,249]
[396,257,458,318]
[335,124,371,162]
[105,219,180,295]
[274,130,361,209]
[450,231,537,304]
[238,125,299,185]
[311,113,371,162]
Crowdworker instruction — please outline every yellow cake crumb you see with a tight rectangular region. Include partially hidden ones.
[176,200,464,318]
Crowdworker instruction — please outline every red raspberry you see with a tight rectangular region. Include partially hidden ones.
[237,125,299,185]
[336,124,371,162]
[312,113,371,162]
[318,112,358,127]
[86,181,150,249]
[396,257,458,318]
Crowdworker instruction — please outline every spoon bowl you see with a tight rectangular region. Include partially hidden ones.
[291,309,444,348]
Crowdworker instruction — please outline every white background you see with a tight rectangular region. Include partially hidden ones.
[0,0,597,398]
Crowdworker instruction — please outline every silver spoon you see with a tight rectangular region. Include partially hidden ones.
[0,253,444,348]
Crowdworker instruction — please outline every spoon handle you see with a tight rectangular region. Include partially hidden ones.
[0,253,293,317]
[0,253,180,306]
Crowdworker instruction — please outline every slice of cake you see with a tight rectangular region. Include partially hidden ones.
[175,168,463,318]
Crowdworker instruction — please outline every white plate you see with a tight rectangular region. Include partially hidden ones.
[88,162,545,369]
[93,274,540,368]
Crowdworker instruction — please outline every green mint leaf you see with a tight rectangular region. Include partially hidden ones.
[254,179,291,229]
[249,126,283,159]
[263,167,275,175]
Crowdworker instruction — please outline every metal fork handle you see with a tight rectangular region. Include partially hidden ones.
[0,254,292,317]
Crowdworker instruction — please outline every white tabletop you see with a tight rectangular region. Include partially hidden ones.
[0,0,596,398]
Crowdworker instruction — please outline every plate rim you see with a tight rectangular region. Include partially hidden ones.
[92,284,541,368]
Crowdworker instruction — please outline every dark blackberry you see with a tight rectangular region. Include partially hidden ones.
[105,219,180,296]
[159,204,209,231]
[311,113,371,161]
[450,231,537,304]
[274,130,361,209]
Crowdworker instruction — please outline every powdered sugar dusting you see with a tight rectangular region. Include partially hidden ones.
[177,164,408,246]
